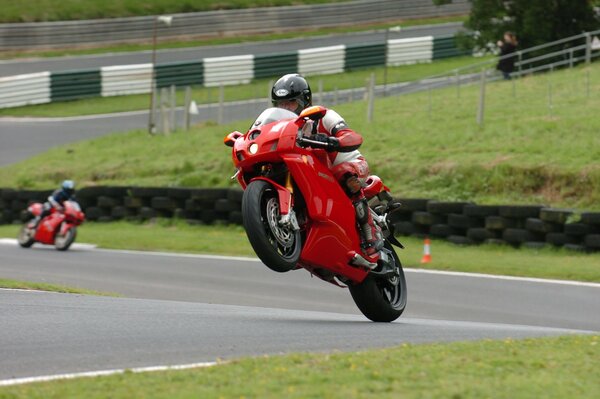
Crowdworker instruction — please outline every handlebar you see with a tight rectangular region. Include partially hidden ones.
[296,136,330,149]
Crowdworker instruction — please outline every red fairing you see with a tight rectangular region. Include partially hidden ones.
[224,107,373,285]
[27,200,85,245]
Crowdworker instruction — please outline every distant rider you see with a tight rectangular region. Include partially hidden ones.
[271,74,389,266]
[32,180,76,229]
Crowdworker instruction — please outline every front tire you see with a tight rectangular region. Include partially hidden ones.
[55,226,76,251]
[17,224,35,248]
[348,243,407,322]
[242,180,301,273]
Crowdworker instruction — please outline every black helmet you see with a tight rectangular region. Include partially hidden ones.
[271,74,312,115]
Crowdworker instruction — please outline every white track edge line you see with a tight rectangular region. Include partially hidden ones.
[0,361,218,387]
[1,237,599,288]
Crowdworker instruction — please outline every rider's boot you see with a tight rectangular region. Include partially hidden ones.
[353,194,386,264]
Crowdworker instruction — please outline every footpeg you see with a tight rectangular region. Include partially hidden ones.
[349,252,378,270]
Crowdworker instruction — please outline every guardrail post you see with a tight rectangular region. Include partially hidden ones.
[585,33,592,64]
[477,69,486,127]
[517,51,522,78]
[184,86,191,131]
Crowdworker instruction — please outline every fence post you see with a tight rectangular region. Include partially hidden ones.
[455,69,460,98]
[585,33,592,64]
[267,80,273,107]
[586,69,590,98]
[366,73,375,123]
[318,79,323,105]
[548,80,553,117]
[218,84,224,125]
[476,69,486,127]
[569,49,574,69]
[160,87,170,135]
[427,84,432,120]
[184,86,191,131]
[170,85,176,132]
[517,51,522,78]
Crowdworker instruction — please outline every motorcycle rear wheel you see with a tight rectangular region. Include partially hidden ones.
[242,180,301,273]
[348,242,407,322]
[17,223,35,248]
[55,226,76,251]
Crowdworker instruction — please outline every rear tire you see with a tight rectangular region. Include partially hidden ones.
[348,243,407,322]
[55,226,76,251]
[17,224,35,248]
[242,180,301,273]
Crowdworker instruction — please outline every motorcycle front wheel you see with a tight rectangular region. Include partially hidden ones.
[348,242,407,322]
[17,223,35,248]
[242,180,301,273]
[55,226,77,251]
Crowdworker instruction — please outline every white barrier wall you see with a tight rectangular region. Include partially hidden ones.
[298,45,346,76]
[203,55,254,87]
[0,72,50,108]
[387,36,433,66]
[101,64,152,97]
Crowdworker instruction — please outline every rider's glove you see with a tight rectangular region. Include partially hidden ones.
[311,134,340,152]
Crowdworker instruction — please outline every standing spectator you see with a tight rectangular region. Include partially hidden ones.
[496,32,519,80]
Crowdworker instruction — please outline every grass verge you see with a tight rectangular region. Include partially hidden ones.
[1,335,598,398]
[0,15,466,59]
[0,55,484,117]
[1,63,598,209]
[0,278,117,296]
[1,221,599,282]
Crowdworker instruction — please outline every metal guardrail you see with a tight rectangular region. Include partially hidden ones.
[0,0,470,50]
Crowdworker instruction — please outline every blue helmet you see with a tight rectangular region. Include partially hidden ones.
[62,180,75,195]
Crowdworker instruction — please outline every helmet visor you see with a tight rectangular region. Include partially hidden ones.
[273,99,304,115]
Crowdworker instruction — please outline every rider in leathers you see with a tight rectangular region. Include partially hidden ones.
[271,74,385,265]
[32,180,76,229]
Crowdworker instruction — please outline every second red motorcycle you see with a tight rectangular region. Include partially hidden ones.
[18,200,85,251]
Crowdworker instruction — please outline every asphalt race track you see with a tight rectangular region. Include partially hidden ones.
[0,241,598,380]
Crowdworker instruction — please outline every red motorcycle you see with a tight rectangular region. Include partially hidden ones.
[224,106,407,322]
[18,200,85,251]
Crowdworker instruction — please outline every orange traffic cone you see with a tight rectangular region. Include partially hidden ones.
[420,237,432,264]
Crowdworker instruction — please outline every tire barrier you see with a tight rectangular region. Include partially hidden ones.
[1,186,600,252]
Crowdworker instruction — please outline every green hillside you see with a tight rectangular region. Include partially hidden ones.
[1,63,598,210]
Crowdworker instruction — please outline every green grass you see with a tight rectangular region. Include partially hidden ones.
[0,56,485,117]
[0,15,467,59]
[1,63,598,209]
[0,0,349,22]
[0,277,117,296]
[1,335,598,398]
[1,221,599,282]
